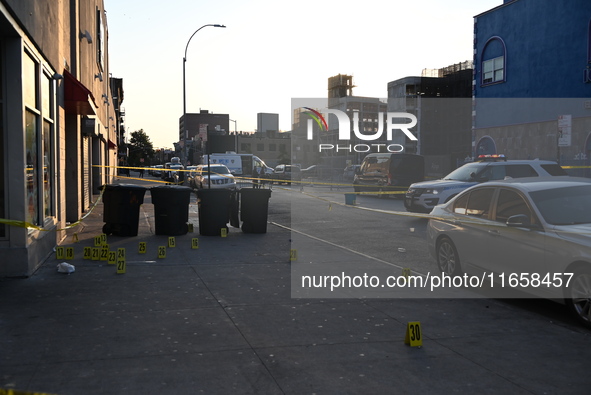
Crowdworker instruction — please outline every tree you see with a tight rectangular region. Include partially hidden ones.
[277,146,290,165]
[127,129,155,166]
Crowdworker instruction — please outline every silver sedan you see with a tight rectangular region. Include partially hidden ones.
[427,177,591,328]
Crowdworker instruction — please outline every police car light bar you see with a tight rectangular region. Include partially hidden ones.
[477,154,507,161]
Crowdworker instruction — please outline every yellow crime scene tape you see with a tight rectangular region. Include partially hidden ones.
[0,187,106,232]
[0,390,57,395]
[2,163,589,233]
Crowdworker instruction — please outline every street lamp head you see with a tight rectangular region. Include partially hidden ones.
[213,24,226,28]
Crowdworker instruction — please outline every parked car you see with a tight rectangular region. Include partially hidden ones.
[405,155,568,213]
[427,176,591,328]
[271,164,300,185]
[300,165,318,179]
[353,153,425,197]
[192,164,236,190]
[151,164,163,177]
[301,165,335,179]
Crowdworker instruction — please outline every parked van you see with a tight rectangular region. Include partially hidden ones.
[201,152,274,178]
[353,153,424,196]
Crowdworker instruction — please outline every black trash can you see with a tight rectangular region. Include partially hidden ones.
[196,189,231,236]
[240,188,272,233]
[101,184,147,236]
[229,190,240,228]
[150,185,193,235]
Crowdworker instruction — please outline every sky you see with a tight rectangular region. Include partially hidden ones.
[104,0,502,149]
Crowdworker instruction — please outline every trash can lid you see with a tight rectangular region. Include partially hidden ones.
[100,183,147,191]
[150,185,192,191]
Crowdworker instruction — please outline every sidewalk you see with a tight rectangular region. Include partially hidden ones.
[1,185,591,394]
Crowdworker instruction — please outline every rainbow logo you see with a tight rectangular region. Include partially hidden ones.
[303,107,328,131]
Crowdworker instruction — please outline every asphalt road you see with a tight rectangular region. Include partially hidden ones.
[266,183,588,327]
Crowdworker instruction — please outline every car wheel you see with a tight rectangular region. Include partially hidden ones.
[566,268,591,328]
[102,224,112,236]
[436,237,462,276]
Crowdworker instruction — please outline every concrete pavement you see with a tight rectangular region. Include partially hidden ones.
[1,179,591,394]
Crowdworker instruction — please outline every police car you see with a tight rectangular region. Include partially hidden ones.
[404,155,568,213]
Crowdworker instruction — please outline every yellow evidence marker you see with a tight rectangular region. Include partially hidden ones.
[108,250,116,265]
[404,321,423,347]
[138,242,147,254]
[290,249,298,261]
[168,237,176,248]
[402,268,412,279]
[65,247,75,260]
[158,246,166,259]
[191,238,199,249]
[116,258,126,274]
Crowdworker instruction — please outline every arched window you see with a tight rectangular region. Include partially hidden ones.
[476,136,497,156]
[481,37,507,85]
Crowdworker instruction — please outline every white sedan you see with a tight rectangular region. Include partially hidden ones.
[427,176,591,328]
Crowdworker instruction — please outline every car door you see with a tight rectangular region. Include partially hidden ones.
[446,187,497,275]
[487,187,547,287]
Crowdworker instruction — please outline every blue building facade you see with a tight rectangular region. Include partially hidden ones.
[473,0,591,173]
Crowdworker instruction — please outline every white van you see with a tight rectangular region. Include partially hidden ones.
[201,152,274,177]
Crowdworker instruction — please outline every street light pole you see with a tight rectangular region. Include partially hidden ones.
[230,119,237,152]
[182,23,226,165]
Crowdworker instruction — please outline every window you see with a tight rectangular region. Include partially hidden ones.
[495,189,533,224]
[540,164,567,176]
[465,188,495,219]
[482,56,504,84]
[481,37,506,85]
[25,110,38,226]
[23,51,55,228]
[453,192,469,215]
[96,8,104,72]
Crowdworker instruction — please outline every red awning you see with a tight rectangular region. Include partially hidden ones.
[108,139,117,149]
[64,70,97,115]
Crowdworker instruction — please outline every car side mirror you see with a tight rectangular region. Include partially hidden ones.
[506,214,539,229]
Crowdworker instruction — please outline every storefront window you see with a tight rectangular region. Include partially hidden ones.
[25,110,38,226]
[23,52,55,228]
[42,72,54,219]
[23,54,36,108]
[43,120,52,217]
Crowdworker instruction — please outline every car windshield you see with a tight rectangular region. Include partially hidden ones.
[443,164,484,181]
[204,165,230,175]
[530,185,591,225]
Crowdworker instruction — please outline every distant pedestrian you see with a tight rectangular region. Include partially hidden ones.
[139,167,144,178]
[252,166,260,189]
